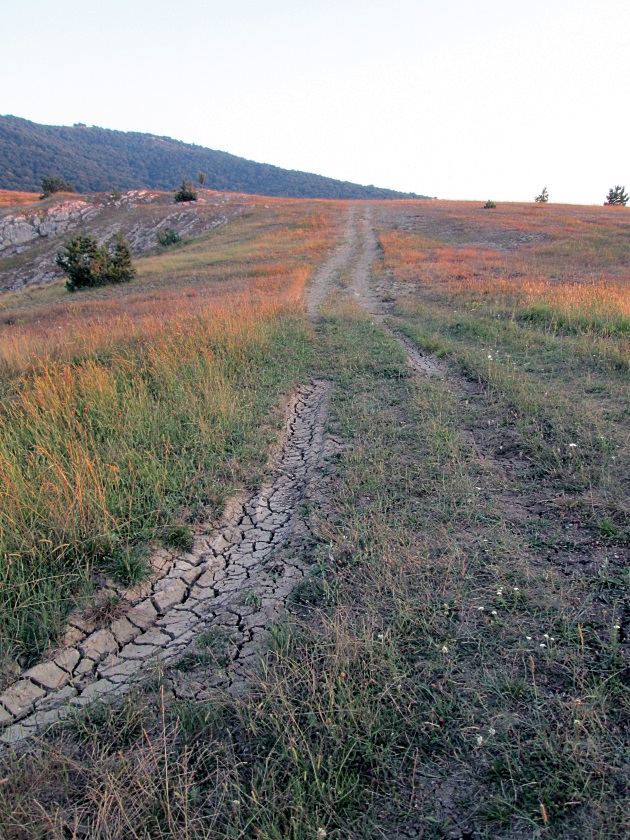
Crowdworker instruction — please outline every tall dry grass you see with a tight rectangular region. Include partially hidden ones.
[0,201,341,675]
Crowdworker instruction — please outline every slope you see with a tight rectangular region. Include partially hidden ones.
[0,115,425,200]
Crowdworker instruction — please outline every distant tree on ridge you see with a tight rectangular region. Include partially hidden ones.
[535,187,549,203]
[40,174,74,198]
[604,185,628,206]
[174,180,197,202]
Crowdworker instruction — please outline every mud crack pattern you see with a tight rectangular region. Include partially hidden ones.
[0,380,335,744]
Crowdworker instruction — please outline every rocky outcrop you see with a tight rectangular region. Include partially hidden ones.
[0,200,101,257]
[0,191,242,292]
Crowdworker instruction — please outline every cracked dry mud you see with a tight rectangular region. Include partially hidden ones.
[1,211,383,744]
[0,377,337,745]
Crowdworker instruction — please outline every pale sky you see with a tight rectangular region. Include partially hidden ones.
[2,0,629,204]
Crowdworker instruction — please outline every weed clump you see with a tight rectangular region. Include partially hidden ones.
[163,524,194,551]
[156,228,181,247]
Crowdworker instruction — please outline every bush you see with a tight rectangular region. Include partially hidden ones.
[157,228,181,247]
[56,232,135,292]
[483,199,497,209]
[174,180,197,202]
[604,185,628,206]
[40,174,74,198]
[535,187,549,203]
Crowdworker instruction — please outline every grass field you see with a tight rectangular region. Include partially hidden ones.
[0,196,628,839]
[0,189,40,207]
[0,198,342,679]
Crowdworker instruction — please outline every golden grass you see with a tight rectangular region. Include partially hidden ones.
[0,189,41,208]
[378,201,630,336]
[0,199,342,669]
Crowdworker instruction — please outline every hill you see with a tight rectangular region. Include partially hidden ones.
[0,114,425,200]
[0,198,627,836]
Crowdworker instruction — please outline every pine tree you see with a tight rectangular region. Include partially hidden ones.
[604,185,628,206]
[174,180,197,202]
[106,232,136,283]
[56,235,106,291]
[535,187,549,203]
[56,233,134,291]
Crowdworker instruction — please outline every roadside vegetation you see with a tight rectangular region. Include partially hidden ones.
[0,199,341,678]
[0,197,627,839]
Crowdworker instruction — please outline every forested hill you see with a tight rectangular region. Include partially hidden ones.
[0,115,425,200]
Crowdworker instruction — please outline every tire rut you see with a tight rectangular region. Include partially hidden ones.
[0,211,380,745]
[345,206,629,604]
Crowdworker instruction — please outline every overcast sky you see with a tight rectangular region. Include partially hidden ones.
[2,0,629,204]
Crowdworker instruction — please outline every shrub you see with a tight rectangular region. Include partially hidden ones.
[604,185,628,206]
[535,187,549,203]
[56,232,135,292]
[157,228,181,247]
[40,174,74,198]
[483,199,497,209]
[174,180,197,202]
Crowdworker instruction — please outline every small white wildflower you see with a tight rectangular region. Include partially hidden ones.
[496,588,503,596]
[477,606,485,611]
[491,610,498,616]
[526,636,532,641]
[232,800,240,808]
[568,442,577,448]
[543,634,550,639]
[550,637,555,642]
[574,720,581,726]
[377,633,384,641]
[613,624,621,630]
[488,727,496,736]
[540,643,546,648]
[441,645,449,654]
[476,735,484,746]
[317,829,327,839]
[513,587,520,593]
[488,354,493,360]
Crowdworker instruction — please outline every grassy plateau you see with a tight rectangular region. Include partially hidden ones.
[0,195,628,839]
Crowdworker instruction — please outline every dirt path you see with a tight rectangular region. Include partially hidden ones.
[306,206,359,320]
[0,218,358,745]
[345,207,449,380]
[344,207,629,596]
